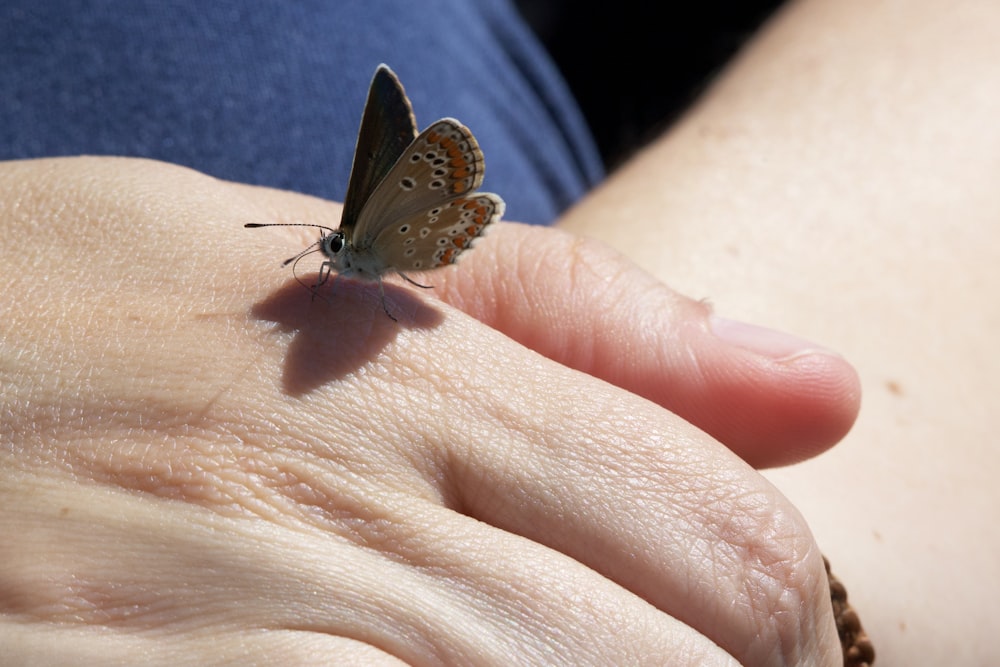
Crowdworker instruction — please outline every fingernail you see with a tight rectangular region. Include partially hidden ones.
[709,316,840,361]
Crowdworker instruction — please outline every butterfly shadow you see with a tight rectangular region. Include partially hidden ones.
[250,278,443,396]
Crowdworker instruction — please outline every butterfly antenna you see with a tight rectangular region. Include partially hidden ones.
[280,242,322,268]
[244,222,336,265]
[245,222,336,234]
[288,248,324,292]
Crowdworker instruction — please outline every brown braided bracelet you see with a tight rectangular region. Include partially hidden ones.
[825,556,876,666]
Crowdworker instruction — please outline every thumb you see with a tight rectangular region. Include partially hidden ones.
[435,223,861,468]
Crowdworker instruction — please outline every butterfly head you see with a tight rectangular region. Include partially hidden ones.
[319,228,357,275]
[318,227,389,282]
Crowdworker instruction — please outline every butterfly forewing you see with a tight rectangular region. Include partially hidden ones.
[350,119,488,248]
[340,65,418,232]
[371,193,504,272]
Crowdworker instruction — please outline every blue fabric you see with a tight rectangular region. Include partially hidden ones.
[0,1,603,224]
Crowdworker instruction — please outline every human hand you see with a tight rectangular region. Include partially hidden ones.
[0,157,857,665]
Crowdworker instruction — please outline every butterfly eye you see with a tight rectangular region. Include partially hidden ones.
[324,231,346,255]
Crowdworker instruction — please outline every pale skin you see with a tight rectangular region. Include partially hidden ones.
[560,0,1000,663]
[0,1,995,667]
[0,157,856,666]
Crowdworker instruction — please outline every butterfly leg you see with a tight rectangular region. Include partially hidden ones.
[310,261,338,302]
[378,278,399,322]
[316,261,335,288]
[397,271,433,289]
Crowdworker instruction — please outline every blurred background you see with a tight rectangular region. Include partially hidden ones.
[514,0,785,168]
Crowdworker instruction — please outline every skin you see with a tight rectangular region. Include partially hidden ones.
[0,157,854,665]
[559,0,1000,663]
[3,0,994,664]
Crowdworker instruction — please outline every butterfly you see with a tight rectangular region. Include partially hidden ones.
[246,64,504,320]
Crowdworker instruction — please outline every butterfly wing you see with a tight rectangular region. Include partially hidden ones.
[370,192,504,272]
[340,65,418,233]
[351,119,489,248]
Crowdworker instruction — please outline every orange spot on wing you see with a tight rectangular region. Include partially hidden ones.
[438,247,456,265]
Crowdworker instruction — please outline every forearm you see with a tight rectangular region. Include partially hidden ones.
[559,0,1000,664]
[561,0,1000,298]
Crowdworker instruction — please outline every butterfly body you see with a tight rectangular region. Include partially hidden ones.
[247,64,503,319]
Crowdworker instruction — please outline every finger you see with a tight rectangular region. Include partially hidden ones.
[415,328,843,665]
[0,475,737,666]
[226,174,858,467]
[235,290,841,664]
[436,223,861,467]
[1,625,406,667]
[230,277,839,663]
[3,159,831,663]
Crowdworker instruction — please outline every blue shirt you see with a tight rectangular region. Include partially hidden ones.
[0,0,603,224]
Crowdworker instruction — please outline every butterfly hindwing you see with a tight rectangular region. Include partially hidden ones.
[371,193,504,272]
[340,64,418,233]
[351,119,487,248]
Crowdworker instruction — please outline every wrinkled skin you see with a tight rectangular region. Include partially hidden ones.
[0,157,856,665]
